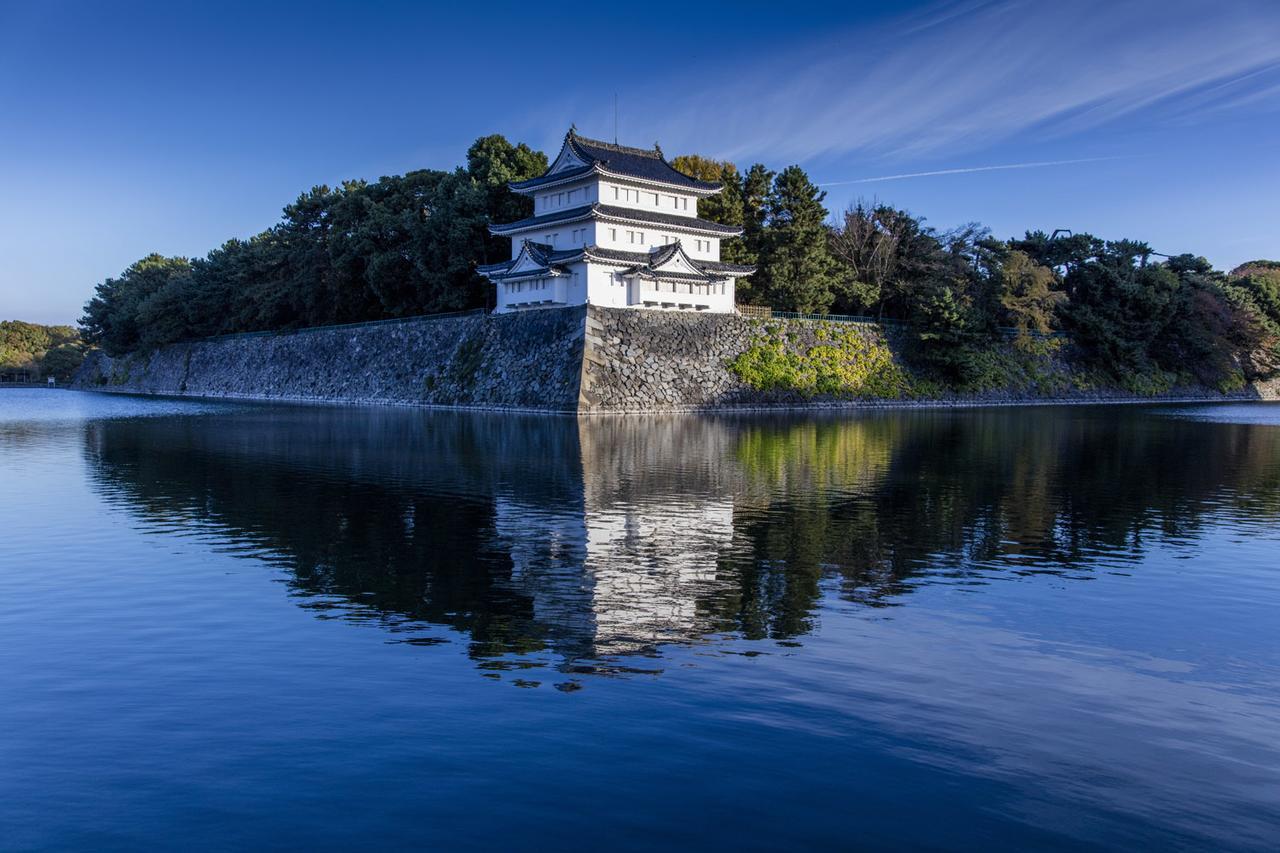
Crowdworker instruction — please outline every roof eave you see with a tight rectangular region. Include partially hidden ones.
[593,166,723,197]
[507,165,723,197]
[508,164,600,195]
[489,209,596,236]
[593,208,743,236]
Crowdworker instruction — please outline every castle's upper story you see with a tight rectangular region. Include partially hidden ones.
[490,131,743,258]
[514,130,723,213]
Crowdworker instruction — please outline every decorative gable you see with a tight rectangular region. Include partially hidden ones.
[547,138,589,175]
[508,241,553,275]
[649,243,707,276]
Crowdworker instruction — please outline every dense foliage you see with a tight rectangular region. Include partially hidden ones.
[79,133,1278,393]
[0,321,84,380]
[81,136,546,354]
[671,159,1279,390]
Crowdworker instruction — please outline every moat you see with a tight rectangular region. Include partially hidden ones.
[3,390,1280,850]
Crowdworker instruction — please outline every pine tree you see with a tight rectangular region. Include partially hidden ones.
[755,166,839,313]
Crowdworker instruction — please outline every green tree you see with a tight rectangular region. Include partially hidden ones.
[1060,242,1181,377]
[39,344,85,381]
[80,254,192,354]
[1,320,52,367]
[466,134,547,266]
[79,134,550,348]
[740,163,774,261]
[754,166,839,313]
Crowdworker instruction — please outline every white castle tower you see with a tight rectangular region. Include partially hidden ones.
[478,128,754,314]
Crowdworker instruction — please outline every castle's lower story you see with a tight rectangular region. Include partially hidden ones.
[479,241,752,314]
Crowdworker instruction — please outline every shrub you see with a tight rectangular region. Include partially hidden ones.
[729,322,914,399]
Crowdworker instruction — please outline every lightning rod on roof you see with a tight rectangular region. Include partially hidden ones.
[614,93,618,144]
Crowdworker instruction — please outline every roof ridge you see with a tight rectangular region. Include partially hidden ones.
[569,130,663,160]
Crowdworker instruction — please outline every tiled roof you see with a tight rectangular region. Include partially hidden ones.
[698,259,757,275]
[509,130,722,193]
[489,203,743,236]
[488,205,595,235]
[479,240,755,281]
[476,241,579,278]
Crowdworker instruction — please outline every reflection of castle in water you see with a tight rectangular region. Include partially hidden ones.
[494,494,735,657]
[81,404,1280,677]
[495,418,741,658]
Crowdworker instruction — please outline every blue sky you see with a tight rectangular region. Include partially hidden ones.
[2,0,1278,324]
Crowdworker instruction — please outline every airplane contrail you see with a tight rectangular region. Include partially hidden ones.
[819,156,1130,186]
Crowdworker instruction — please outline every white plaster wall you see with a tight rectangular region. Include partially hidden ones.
[532,178,595,214]
[597,180,697,218]
[495,264,737,314]
[629,277,736,313]
[593,223,720,260]
[493,275,555,314]
[510,220,596,255]
[509,213,722,260]
[565,261,588,306]
[586,264,631,308]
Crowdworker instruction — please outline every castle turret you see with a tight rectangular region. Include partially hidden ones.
[478,129,754,313]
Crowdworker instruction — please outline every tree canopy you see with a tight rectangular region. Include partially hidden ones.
[1,320,84,380]
[81,135,546,355]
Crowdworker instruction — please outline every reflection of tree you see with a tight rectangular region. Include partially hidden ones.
[721,409,1280,641]
[84,409,584,661]
[83,404,1280,677]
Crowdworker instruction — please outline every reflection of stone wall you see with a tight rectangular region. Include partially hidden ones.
[74,308,587,412]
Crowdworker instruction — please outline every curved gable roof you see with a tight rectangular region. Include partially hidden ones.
[510,129,723,194]
[488,203,743,237]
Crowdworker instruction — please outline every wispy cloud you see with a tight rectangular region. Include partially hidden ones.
[819,156,1129,185]
[618,0,1280,163]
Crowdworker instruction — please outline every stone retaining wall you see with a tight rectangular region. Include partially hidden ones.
[75,307,586,412]
[578,307,875,411]
[580,307,1278,412]
[74,305,1277,413]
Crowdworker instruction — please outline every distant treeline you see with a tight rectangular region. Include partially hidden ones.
[80,135,1280,391]
[0,321,84,381]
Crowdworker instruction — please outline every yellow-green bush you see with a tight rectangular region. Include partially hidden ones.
[729,323,915,399]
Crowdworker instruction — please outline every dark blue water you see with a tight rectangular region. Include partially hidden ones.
[3,389,1280,851]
